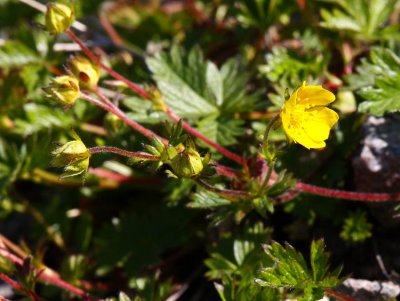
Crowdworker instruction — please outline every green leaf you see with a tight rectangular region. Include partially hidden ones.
[347,48,400,115]
[259,46,327,89]
[123,96,168,124]
[197,116,244,147]
[310,240,329,282]
[0,41,41,68]
[319,0,398,41]
[340,210,372,244]
[205,253,238,279]
[146,46,217,118]
[256,240,344,299]
[14,103,76,135]
[95,205,194,277]
[188,190,231,208]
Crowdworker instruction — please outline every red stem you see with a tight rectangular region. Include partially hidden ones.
[0,249,99,300]
[88,146,160,160]
[67,30,149,99]
[167,109,247,167]
[0,271,23,291]
[325,288,358,301]
[89,167,162,184]
[80,92,168,144]
[295,182,400,202]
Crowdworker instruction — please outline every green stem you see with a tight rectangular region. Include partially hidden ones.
[262,114,280,154]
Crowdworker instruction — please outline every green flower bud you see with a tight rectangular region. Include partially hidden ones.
[43,76,80,107]
[45,2,74,35]
[170,148,203,178]
[51,135,90,178]
[68,55,101,90]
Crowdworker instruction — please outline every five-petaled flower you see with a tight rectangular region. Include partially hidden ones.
[280,82,339,149]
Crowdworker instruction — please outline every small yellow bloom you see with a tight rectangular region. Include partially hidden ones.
[280,83,339,149]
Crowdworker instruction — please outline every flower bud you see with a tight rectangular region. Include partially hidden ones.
[146,86,167,112]
[43,76,80,107]
[45,2,74,35]
[68,55,101,90]
[170,148,203,178]
[51,135,90,178]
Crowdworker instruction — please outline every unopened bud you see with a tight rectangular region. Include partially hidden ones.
[45,2,74,35]
[146,86,167,112]
[68,55,101,90]
[43,76,80,107]
[51,134,90,178]
[170,148,203,178]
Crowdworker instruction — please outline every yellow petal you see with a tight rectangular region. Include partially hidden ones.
[290,127,326,149]
[296,85,335,106]
[303,119,331,141]
[307,107,339,127]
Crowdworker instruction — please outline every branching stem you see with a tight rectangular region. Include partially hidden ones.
[67,30,247,167]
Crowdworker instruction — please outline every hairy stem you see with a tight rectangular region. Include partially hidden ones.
[67,30,149,98]
[295,182,400,202]
[0,248,99,300]
[262,114,280,154]
[89,146,160,160]
[80,92,167,144]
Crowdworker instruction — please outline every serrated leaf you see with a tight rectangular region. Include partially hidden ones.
[348,48,400,115]
[188,190,231,208]
[310,240,329,282]
[257,240,344,299]
[197,116,245,147]
[146,46,217,118]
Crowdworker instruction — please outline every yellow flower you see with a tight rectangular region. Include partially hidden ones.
[280,83,339,149]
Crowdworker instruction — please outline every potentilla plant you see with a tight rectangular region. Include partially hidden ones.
[4,1,400,301]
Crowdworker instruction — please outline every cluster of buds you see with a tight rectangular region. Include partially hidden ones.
[51,132,91,178]
[43,55,101,107]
